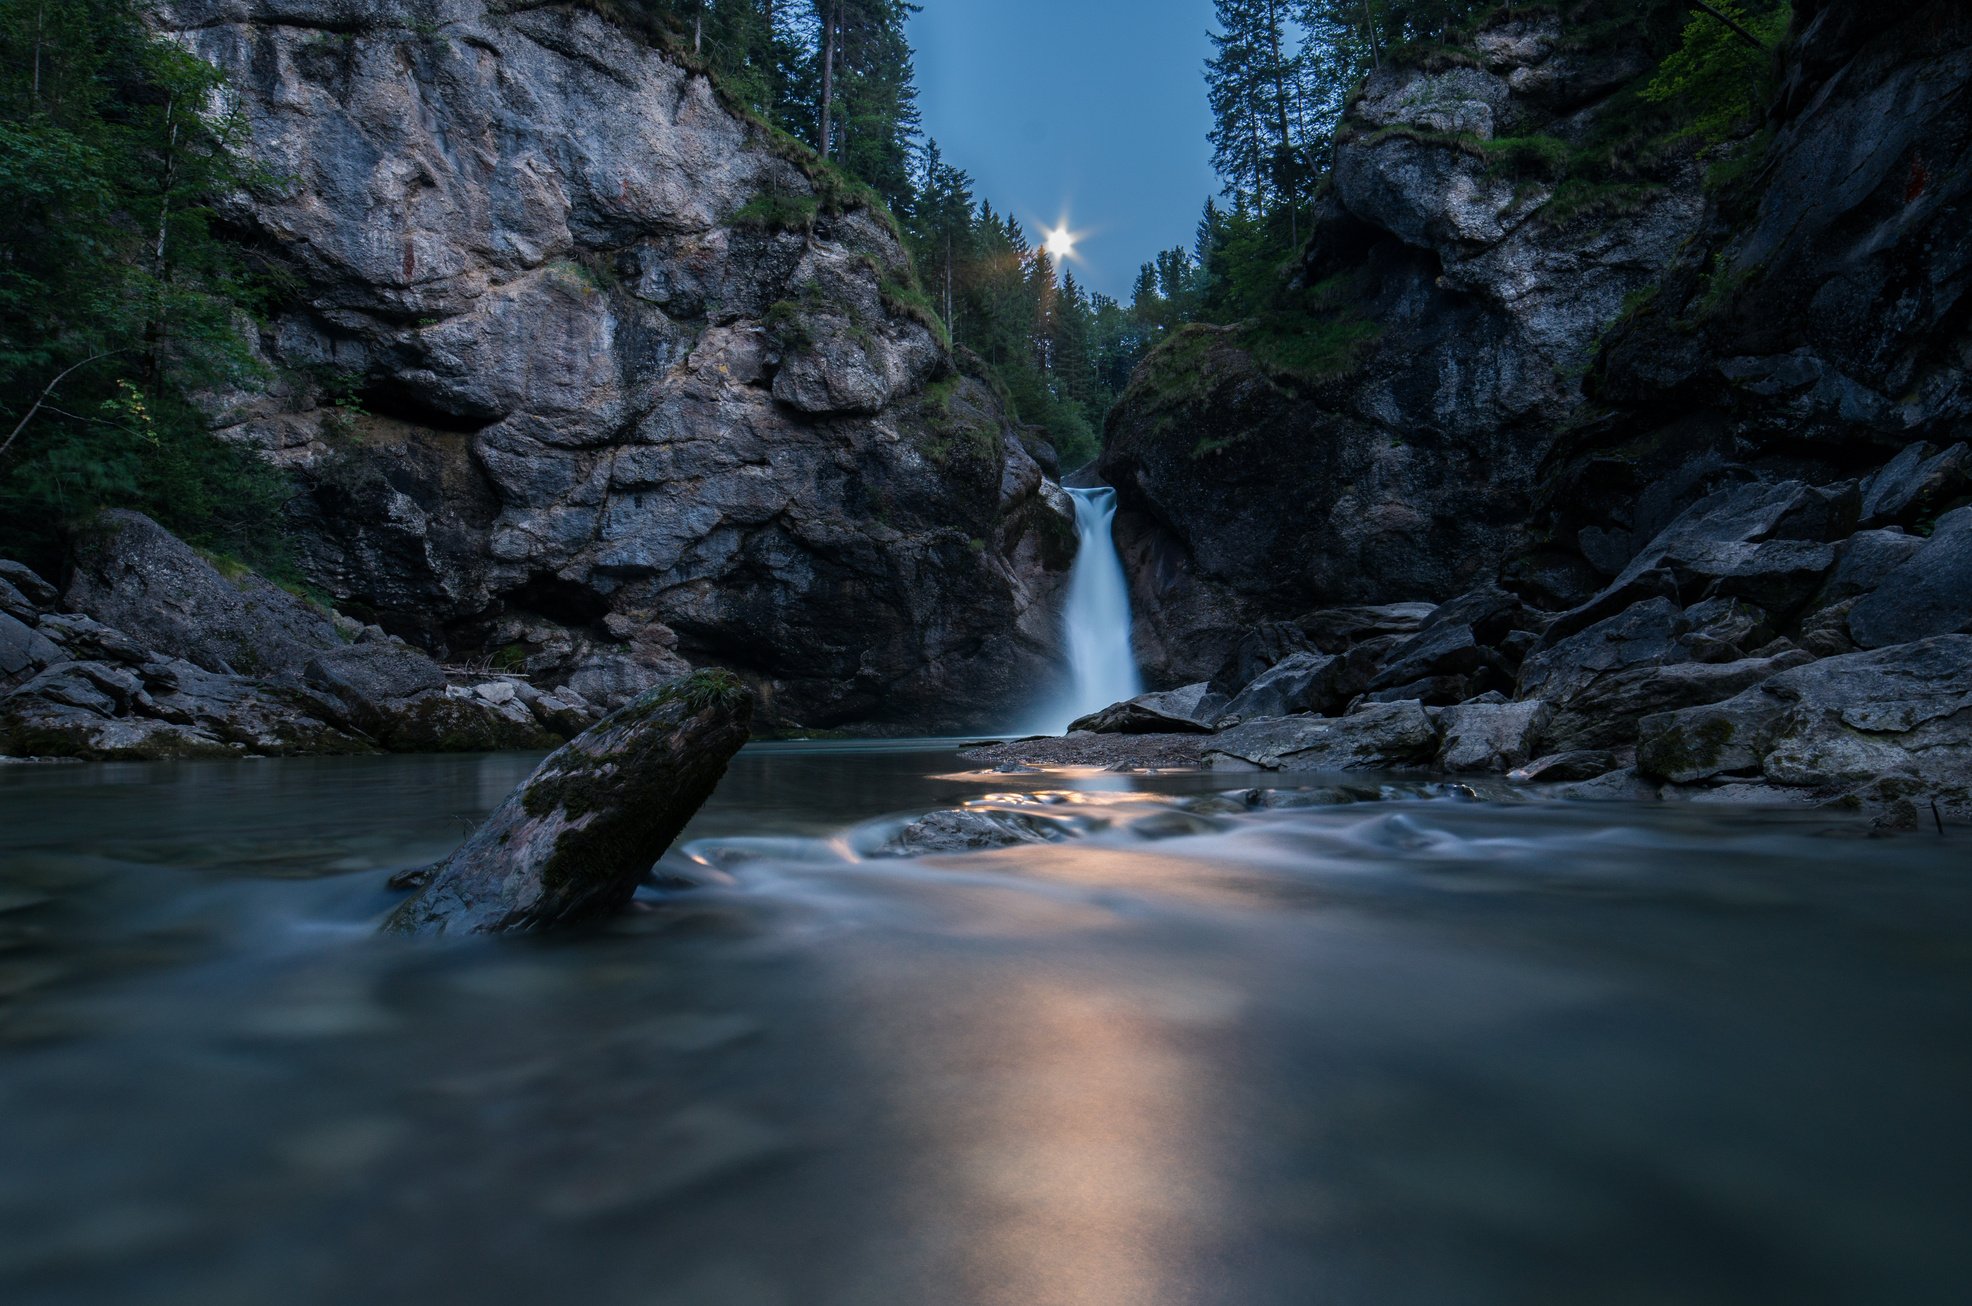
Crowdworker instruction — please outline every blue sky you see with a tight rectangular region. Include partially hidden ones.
[907,1,1220,300]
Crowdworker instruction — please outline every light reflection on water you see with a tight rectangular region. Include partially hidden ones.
[0,743,1968,1306]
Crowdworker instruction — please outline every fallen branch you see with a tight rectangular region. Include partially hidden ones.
[0,352,120,462]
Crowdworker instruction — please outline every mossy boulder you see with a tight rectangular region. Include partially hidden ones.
[382,670,753,938]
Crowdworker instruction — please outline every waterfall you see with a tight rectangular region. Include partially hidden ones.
[1026,485,1143,734]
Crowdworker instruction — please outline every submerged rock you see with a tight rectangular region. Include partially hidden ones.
[383,672,753,938]
[877,808,1068,857]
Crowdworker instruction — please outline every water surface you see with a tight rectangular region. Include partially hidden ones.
[1,744,1967,1305]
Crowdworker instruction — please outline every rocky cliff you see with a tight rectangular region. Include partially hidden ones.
[1036,0,1972,824]
[1531,0,1972,599]
[155,0,1073,733]
[1103,1,1969,682]
[1102,3,1706,683]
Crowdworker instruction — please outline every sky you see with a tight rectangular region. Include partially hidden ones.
[906,1,1220,301]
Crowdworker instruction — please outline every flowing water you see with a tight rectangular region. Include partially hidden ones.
[1026,485,1143,734]
[1,745,1969,1306]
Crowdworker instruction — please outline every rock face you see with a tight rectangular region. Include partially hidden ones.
[1031,0,1972,822]
[384,672,753,937]
[1100,1,1970,686]
[1100,4,1704,683]
[154,0,1072,733]
[1531,0,1972,605]
[2,514,592,760]
[1637,638,1972,819]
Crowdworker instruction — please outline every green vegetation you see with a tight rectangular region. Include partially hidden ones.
[914,375,999,467]
[733,189,820,232]
[0,0,297,576]
[1240,308,1380,385]
[1642,1,1791,144]
[1180,1,1792,322]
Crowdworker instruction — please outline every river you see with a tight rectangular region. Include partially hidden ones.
[1,743,1967,1305]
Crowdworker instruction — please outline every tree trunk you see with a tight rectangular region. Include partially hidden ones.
[146,94,181,382]
[1361,0,1381,69]
[1264,0,1296,244]
[818,0,839,159]
[1691,0,1772,51]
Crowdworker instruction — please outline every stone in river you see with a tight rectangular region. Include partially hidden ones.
[383,671,753,938]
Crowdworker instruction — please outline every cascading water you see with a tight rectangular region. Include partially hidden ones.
[1025,485,1143,734]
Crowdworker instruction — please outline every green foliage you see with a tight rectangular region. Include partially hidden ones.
[666,667,750,712]
[733,189,820,231]
[0,0,296,575]
[1239,307,1380,384]
[1642,1,1790,144]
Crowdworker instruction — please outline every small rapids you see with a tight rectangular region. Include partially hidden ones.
[0,742,1967,1306]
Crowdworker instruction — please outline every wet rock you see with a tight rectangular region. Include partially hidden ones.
[65,510,340,677]
[877,808,1067,857]
[0,656,360,760]
[958,732,1209,772]
[1636,636,1972,813]
[1846,507,1972,649]
[1069,684,1226,735]
[1204,702,1439,772]
[1559,768,1663,802]
[1437,700,1551,773]
[383,671,754,938]
[1508,750,1623,784]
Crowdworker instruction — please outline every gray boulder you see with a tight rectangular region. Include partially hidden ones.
[1069,683,1227,735]
[0,561,57,611]
[0,613,60,685]
[1858,441,1971,528]
[1636,636,1972,816]
[65,510,340,677]
[1219,651,1354,721]
[384,671,754,937]
[1,655,363,760]
[1204,702,1439,772]
[1541,481,1849,646]
[1519,597,1814,749]
[1846,507,1972,649]
[1437,700,1551,772]
[303,643,557,753]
